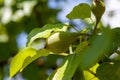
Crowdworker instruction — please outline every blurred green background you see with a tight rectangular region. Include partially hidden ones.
[0,0,63,80]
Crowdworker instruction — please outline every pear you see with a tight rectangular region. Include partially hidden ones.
[46,32,81,53]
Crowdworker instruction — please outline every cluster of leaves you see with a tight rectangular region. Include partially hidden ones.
[10,0,120,80]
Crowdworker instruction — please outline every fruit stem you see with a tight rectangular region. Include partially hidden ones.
[93,20,99,34]
[69,45,73,54]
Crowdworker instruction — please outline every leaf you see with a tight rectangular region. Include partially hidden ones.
[84,71,98,80]
[66,3,91,19]
[27,24,68,46]
[10,47,36,78]
[96,61,120,80]
[72,67,85,80]
[20,49,50,72]
[9,47,50,78]
[79,27,113,69]
[83,64,99,80]
[48,54,80,80]
[112,28,120,47]
[22,63,46,80]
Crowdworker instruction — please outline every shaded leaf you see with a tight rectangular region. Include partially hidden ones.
[79,27,113,69]
[72,67,85,80]
[27,24,68,46]
[66,3,91,19]
[22,63,47,80]
[112,28,120,47]
[96,61,120,80]
[0,67,4,80]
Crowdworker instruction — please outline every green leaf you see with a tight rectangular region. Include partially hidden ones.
[72,67,85,80]
[0,67,4,80]
[22,63,47,80]
[66,3,91,19]
[79,27,113,69]
[20,49,50,72]
[83,64,99,80]
[27,24,68,46]
[48,54,80,80]
[96,61,120,80]
[112,28,120,47]
[9,47,50,78]
[84,70,98,80]
[10,47,36,78]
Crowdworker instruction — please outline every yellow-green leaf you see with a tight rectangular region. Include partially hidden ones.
[83,64,99,80]
[27,24,68,46]
[20,49,50,72]
[48,54,80,80]
[9,47,50,78]
[10,47,36,78]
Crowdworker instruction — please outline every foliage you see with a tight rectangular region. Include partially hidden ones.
[0,0,120,80]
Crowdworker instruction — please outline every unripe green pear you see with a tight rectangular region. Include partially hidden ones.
[91,0,105,23]
[46,32,81,53]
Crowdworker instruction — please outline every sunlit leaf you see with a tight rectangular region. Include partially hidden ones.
[79,27,113,69]
[83,64,99,80]
[84,70,98,80]
[10,47,36,78]
[96,61,120,80]
[10,47,50,78]
[66,3,91,19]
[48,54,80,80]
[20,49,50,71]
[27,24,68,46]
